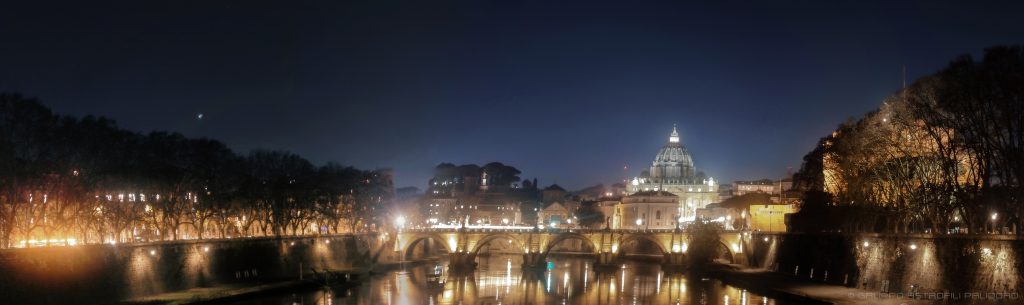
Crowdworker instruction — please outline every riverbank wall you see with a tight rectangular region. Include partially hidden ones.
[748,233,1023,297]
[0,235,375,305]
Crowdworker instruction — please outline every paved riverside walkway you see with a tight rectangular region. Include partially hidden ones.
[120,281,313,305]
[714,268,934,305]
[117,264,392,305]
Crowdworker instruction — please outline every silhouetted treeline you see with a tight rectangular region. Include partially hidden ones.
[0,94,393,248]
[426,162,526,196]
[791,46,1024,234]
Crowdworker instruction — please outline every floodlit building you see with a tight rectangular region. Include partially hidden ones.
[733,179,778,196]
[734,178,794,197]
[471,200,522,225]
[594,197,621,228]
[424,198,460,225]
[627,125,720,219]
[749,203,796,232]
[538,202,570,228]
[424,195,524,226]
[614,191,680,230]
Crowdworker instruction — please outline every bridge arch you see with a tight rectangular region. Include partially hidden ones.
[617,233,670,259]
[401,233,452,260]
[540,232,598,258]
[717,241,735,263]
[469,233,528,257]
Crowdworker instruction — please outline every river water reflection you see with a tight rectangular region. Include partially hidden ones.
[233,255,793,305]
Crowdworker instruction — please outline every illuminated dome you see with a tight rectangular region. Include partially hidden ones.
[648,125,696,183]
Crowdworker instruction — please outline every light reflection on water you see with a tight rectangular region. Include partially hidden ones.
[230,255,791,305]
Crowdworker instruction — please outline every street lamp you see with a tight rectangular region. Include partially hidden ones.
[635,218,643,230]
[396,215,406,230]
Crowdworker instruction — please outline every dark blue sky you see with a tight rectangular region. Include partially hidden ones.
[2,1,1023,190]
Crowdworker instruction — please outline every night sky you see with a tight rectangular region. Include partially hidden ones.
[2,1,1023,190]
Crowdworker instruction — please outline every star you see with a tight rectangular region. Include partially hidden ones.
[197,113,204,120]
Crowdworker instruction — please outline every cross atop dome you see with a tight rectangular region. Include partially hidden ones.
[669,124,680,143]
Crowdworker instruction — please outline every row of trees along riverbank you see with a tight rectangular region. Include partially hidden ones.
[790,45,1024,235]
[0,94,394,248]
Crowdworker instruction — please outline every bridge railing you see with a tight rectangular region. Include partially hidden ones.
[399,227,751,234]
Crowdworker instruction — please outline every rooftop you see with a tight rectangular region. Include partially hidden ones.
[543,184,566,192]
[627,190,678,197]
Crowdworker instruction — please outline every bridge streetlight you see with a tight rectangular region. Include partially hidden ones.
[396,216,406,232]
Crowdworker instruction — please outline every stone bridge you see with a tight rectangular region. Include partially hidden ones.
[387,228,751,271]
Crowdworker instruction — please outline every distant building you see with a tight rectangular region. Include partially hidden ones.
[519,200,541,226]
[424,197,459,225]
[734,179,777,196]
[734,178,795,196]
[471,201,522,225]
[594,197,621,228]
[574,183,628,202]
[421,163,536,227]
[424,194,525,226]
[538,202,570,228]
[734,177,797,204]
[614,191,680,230]
[542,184,568,203]
[749,203,797,232]
[695,203,743,230]
[717,183,734,202]
[627,126,720,219]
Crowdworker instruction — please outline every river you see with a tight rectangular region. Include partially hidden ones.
[228,255,793,305]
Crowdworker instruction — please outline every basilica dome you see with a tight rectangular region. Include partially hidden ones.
[647,126,696,183]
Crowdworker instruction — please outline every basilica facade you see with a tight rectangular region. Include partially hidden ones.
[628,126,719,220]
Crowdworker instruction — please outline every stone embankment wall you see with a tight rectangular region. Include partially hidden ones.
[748,233,1023,295]
[0,235,375,305]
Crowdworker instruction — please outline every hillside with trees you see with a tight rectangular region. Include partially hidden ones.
[790,46,1024,234]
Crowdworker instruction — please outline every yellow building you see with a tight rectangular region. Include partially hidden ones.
[749,204,796,232]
